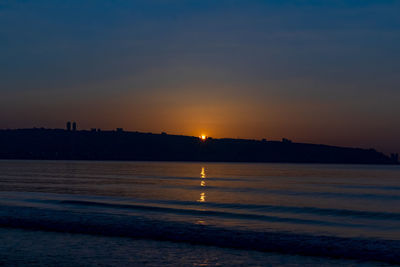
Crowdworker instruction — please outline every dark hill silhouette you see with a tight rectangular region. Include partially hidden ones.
[0,128,398,164]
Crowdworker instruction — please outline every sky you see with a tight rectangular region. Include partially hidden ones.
[1,0,399,153]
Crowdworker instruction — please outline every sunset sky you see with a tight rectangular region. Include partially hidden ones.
[1,0,399,153]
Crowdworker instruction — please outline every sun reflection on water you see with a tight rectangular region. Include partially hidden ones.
[198,167,206,202]
[198,192,206,202]
[201,167,206,178]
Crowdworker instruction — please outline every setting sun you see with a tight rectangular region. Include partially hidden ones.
[200,135,207,141]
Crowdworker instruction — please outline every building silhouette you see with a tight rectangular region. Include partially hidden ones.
[66,121,71,131]
[72,122,77,131]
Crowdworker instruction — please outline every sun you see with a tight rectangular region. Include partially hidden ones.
[200,135,207,141]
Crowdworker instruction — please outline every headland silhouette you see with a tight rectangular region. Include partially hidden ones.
[0,122,398,164]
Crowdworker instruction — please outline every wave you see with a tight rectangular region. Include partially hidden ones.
[332,184,400,191]
[56,200,372,228]
[0,204,399,265]
[140,199,400,220]
[4,191,400,222]
[157,184,400,201]
[57,199,400,228]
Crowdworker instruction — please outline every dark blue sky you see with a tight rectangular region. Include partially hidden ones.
[1,0,399,153]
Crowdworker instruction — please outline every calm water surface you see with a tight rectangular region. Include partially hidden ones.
[0,160,399,266]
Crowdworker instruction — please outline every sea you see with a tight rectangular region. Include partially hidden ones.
[0,160,399,266]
